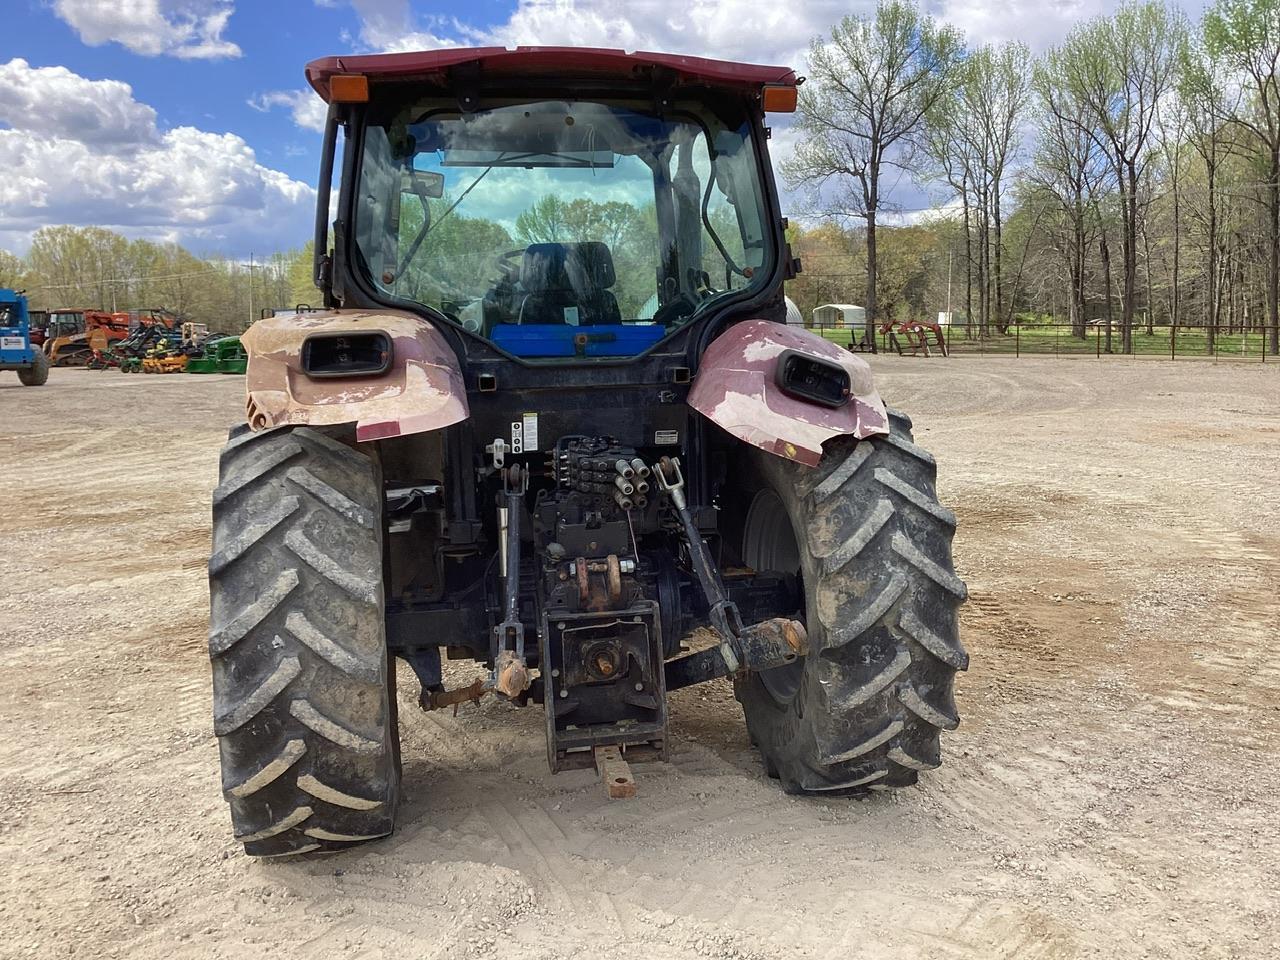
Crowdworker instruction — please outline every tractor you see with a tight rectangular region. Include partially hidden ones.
[42,308,130,366]
[0,289,50,386]
[209,47,968,857]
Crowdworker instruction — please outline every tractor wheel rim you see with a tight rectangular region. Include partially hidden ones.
[742,488,805,705]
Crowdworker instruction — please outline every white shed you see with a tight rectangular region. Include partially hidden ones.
[812,303,865,328]
[784,296,804,326]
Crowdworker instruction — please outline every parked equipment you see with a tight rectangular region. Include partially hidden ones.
[207,47,968,857]
[42,308,131,366]
[142,354,189,374]
[0,289,50,386]
[112,324,174,373]
[187,335,247,374]
[879,319,949,358]
[28,309,48,348]
[213,336,247,374]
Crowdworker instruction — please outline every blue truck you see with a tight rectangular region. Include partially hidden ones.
[0,289,50,386]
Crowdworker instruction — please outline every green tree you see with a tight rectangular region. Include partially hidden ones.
[396,194,513,314]
[515,196,570,244]
[287,242,319,306]
[0,250,29,290]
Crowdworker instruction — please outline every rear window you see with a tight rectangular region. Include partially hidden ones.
[352,98,772,359]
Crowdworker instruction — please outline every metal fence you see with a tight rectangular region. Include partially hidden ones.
[808,320,1280,361]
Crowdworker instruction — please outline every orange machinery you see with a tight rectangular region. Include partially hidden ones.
[41,308,132,366]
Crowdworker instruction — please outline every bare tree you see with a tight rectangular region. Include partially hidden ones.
[1155,57,1191,333]
[1034,50,1110,338]
[1182,37,1235,348]
[1055,1,1187,353]
[1204,0,1280,354]
[922,87,980,334]
[786,0,964,350]
[972,44,1033,331]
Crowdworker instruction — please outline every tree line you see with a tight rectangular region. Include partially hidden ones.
[0,227,316,331]
[785,0,1280,354]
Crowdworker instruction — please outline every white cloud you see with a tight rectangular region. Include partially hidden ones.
[326,0,1211,67]
[474,0,844,68]
[933,0,1107,51]
[346,0,454,51]
[0,60,160,148]
[249,90,329,133]
[52,0,241,60]
[0,59,311,255]
[318,0,843,67]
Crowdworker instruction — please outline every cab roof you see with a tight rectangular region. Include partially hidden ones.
[305,46,797,102]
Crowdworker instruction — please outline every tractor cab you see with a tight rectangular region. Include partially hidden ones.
[45,309,86,340]
[0,291,28,342]
[1,289,50,386]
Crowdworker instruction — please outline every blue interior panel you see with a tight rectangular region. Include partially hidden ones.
[490,323,666,358]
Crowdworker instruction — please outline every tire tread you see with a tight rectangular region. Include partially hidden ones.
[208,424,397,857]
[736,413,968,794]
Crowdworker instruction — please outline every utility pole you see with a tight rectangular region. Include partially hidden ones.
[248,252,254,332]
[945,248,953,327]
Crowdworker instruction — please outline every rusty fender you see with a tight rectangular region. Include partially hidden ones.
[241,309,468,442]
[687,319,888,466]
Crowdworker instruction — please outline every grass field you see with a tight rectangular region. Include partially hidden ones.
[814,321,1277,359]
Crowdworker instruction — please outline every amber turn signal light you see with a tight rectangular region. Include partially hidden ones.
[329,74,369,103]
[762,85,797,113]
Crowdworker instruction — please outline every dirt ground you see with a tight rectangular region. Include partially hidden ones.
[1,357,1277,960]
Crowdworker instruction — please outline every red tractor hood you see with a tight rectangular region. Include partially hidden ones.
[306,46,797,101]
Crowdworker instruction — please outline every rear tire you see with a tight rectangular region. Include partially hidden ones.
[209,424,400,856]
[733,409,968,793]
[18,352,49,386]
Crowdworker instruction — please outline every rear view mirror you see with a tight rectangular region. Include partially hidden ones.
[402,170,445,198]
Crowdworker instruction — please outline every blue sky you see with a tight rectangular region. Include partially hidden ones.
[0,0,1207,258]
[6,2,350,183]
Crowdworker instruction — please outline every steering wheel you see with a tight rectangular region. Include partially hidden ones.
[494,249,525,284]
[652,294,698,328]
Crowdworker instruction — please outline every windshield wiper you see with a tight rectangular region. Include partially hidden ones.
[394,161,499,281]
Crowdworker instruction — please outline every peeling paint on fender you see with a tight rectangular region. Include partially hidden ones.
[688,319,888,467]
[241,308,468,441]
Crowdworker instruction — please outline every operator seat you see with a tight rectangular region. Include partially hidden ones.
[518,242,622,325]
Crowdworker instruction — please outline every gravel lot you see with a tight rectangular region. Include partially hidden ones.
[1,357,1277,960]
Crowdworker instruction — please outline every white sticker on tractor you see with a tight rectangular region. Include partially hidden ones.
[654,429,679,445]
[1,336,23,350]
[510,420,523,454]
[522,413,539,451]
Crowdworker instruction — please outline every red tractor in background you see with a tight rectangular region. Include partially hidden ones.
[27,309,49,348]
